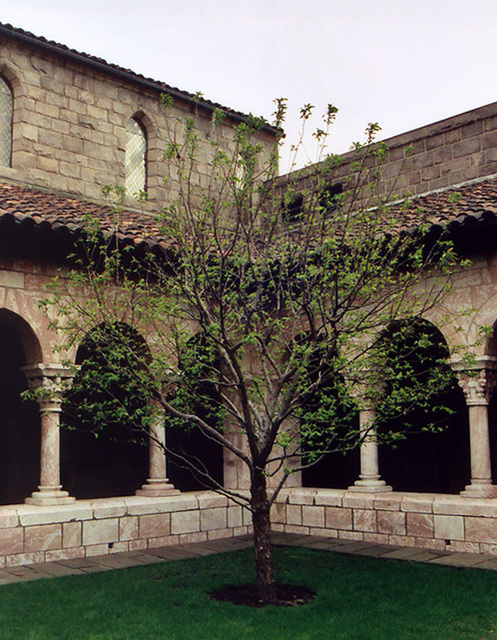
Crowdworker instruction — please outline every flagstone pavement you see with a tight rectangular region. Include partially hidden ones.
[2,532,497,585]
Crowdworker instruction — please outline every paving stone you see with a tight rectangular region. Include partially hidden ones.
[301,540,347,550]
[2,566,44,579]
[0,575,25,584]
[145,546,199,560]
[25,562,84,577]
[471,557,497,570]
[379,547,429,560]
[121,551,163,566]
[87,555,146,569]
[427,553,490,568]
[179,543,224,556]
[77,564,114,573]
[407,551,451,563]
[330,542,376,554]
[1,567,47,580]
[352,544,399,557]
[57,558,101,569]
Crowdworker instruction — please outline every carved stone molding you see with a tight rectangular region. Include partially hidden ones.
[21,363,75,411]
[456,369,497,406]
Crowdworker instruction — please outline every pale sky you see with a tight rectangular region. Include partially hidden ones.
[1,0,497,172]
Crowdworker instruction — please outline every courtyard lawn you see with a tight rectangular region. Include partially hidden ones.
[0,546,496,640]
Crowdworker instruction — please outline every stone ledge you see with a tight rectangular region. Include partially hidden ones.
[124,494,199,515]
[433,497,497,517]
[88,499,128,519]
[17,503,93,527]
[285,489,317,505]
[313,489,345,507]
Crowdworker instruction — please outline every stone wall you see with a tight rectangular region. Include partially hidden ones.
[279,101,497,203]
[0,492,251,568]
[0,35,275,209]
[4,488,497,567]
[272,488,497,555]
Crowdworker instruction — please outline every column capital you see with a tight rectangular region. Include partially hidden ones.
[453,365,497,406]
[21,363,75,411]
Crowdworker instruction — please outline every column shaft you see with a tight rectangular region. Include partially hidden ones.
[136,412,179,497]
[457,367,497,498]
[22,364,75,506]
[349,409,392,493]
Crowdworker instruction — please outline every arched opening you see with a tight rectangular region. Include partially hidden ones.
[125,115,147,196]
[0,309,41,504]
[166,334,224,491]
[298,340,360,489]
[60,323,149,499]
[377,319,469,493]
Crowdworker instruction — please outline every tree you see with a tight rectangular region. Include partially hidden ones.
[45,98,464,604]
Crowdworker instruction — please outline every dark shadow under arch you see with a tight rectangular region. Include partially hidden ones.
[296,338,360,489]
[61,322,149,499]
[377,319,469,494]
[0,310,41,503]
[166,333,224,492]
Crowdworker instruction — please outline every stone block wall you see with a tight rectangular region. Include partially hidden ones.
[0,34,275,209]
[280,101,497,203]
[272,489,497,554]
[0,492,252,568]
[4,487,497,567]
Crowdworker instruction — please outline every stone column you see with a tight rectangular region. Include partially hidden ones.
[136,408,179,497]
[457,367,497,498]
[349,408,392,493]
[22,364,75,506]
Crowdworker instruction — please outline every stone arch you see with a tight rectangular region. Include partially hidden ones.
[165,332,224,491]
[0,309,42,503]
[377,318,469,493]
[60,322,149,498]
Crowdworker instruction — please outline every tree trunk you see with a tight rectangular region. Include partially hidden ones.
[251,468,277,603]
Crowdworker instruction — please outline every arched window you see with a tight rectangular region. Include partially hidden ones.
[125,116,147,196]
[0,76,13,168]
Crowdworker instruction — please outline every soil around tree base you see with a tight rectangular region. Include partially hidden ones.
[209,583,315,607]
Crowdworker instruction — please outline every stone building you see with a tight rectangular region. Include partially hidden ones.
[0,22,496,566]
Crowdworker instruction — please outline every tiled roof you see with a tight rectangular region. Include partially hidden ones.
[0,182,166,251]
[0,22,277,132]
[0,177,497,256]
[388,178,497,230]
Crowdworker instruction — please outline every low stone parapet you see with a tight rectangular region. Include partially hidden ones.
[271,488,497,555]
[4,487,497,567]
[0,491,252,568]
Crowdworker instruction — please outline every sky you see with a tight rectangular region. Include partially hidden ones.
[0,0,497,172]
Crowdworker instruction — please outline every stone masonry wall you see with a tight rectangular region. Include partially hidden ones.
[4,488,497,568]
[272,489,497,555]
[0,36,275,209]
[0,492,252,568]
[282,101,497,203]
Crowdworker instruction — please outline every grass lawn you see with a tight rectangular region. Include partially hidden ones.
[1,546,497,639]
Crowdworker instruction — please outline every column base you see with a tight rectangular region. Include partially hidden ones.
[460,482,497,498]
[136,478,180,498]
[25,485,75,506]
[348,478,393,493]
